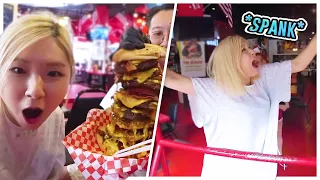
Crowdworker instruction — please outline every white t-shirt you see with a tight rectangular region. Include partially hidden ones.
[188,61,291,180]
[0,107,66,180]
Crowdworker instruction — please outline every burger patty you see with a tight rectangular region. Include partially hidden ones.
[113,89,158,109]
[123,110,150,120]
[115,60,158,74]
[112,100,155,120]
[116,68,162,82]
[126,87,159,97]
[102,122,153,142]
[122,80,161,92]
[112,114,155,130]
[137,60,158,71]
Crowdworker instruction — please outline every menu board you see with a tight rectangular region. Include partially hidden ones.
[3,4,14,30]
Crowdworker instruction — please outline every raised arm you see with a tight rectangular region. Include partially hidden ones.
[164,68,196,95]
[292,35,317,73]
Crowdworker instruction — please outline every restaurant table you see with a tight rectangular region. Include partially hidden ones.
[64,84,89,104]
[62,84,107,108]
[76,67,115,91]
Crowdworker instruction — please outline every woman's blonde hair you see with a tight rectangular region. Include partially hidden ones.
[207,35,250,96]
[0,11,75,88]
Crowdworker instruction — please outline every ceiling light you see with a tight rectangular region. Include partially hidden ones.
[58,18,68,26]
[312,32,315,34]
[292,48,298,52]
[212,8,215,10]
[133,13,138,18]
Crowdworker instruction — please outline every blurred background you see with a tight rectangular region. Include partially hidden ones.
[159,3,317,177]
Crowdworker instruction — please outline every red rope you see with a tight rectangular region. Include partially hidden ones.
[159,139,316,166]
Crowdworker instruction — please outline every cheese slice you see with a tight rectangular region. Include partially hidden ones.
[97,123,151,158]
[114,92,151,108]
[112,103,125,118]
[106,122,116,134]
[149,102,158,109]
[131,60,141,65]
[147,79,161,84]
[102,139,120,155]
[123,68,158,83]
[111,127,151,141]
[113,43,166,62]
[102,137,134,155]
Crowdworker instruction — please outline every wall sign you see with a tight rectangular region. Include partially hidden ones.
[177,40,206,77]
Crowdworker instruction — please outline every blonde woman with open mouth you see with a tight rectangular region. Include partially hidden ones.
[0,12,77,179]
[163,35,316,180]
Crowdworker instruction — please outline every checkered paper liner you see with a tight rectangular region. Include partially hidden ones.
[63,109,149,180]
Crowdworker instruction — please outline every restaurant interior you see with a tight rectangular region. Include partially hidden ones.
[2,3,166,168]
[3,3,164,133]
[2,2,317,178]
[158,3,317,177]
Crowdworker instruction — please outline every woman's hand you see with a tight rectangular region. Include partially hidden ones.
[119,27,151,50]
[110,27,151,60]
[58,166,72,180]
[292,34,317,73]
[158,58,195,95]
[62,164,85,180]
[163,68,195,95]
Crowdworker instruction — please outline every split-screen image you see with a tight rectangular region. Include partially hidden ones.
[0,2,317,180]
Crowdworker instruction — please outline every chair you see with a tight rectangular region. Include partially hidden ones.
[290,92,313,125]
[297,73,305,97]
[65,88,108,135]
[161,103,179,140]
[290,74,313,126]
[64,88,107,166]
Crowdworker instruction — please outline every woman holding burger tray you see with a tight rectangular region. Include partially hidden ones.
[100,4,174,109]
[104,4,317,179]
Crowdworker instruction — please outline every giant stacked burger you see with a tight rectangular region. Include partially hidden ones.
[96,44,166,158]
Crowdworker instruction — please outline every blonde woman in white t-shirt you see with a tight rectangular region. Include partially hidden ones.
[163,35,316,179]
[0,12,82,180]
